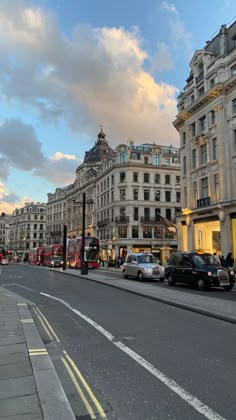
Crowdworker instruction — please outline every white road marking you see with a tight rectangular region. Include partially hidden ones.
[41,291,225,420]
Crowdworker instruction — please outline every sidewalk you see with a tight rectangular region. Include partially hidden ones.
[0,287,76,420]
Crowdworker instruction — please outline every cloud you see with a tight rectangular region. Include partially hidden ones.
[0,118,79,186]
[35,155,78,185]
[0,118,46,171]
[0,158,10,180]
[160,1,178,14]
[150,42,174,73]
[169,18,192,53]
[0,1,179,147]
[160,1,192,57]
[0,181,30,214]
[50,152,77,161]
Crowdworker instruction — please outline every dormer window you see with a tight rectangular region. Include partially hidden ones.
[210,78,215,88]
[231,65,236,76]
[120,152,126,164]
[196,63,204,83]
[232,35,236,48]
[198,86,204,97]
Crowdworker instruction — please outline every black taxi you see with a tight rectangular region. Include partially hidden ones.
[165,252,235,291]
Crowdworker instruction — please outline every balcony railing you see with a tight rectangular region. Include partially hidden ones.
[115,216,130,224]
[196,71,204,84]
[140,217,163,224]
[51,230,62,236]
[197,196,210,208]
[97,219,110,227]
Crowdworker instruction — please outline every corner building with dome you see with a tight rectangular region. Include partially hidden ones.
[46,128,181,263]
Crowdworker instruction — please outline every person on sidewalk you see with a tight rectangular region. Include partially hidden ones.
[115,256,122,268]
[226,252,234,269]
[213,253,221,265]
[220,255,227,267]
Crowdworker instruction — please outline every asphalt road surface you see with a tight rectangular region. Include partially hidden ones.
[1,264,236,420]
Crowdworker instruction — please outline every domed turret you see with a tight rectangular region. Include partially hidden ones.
[83,128,115,164]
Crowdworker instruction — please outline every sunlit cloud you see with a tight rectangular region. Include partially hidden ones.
[0,1,179,147]
[0,182,32,214]
[50,152,77,161]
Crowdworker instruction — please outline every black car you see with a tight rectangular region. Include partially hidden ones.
[165,252,236,291]
[50,256,63,269]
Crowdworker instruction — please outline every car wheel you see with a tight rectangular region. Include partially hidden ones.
[167,275,175,286]
[198,278,208,291]
[224,284,234,291]
[138,271,144,281]
[123,270,128,279]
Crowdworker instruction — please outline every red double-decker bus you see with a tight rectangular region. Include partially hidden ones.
[28,247,44,265]
[41,244,63,266]
[67,236,100,269]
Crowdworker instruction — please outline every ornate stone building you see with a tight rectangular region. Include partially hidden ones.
[47,128,181,263]
[0,213,11,254]
[173,21,236,256]
[9,202,47,258]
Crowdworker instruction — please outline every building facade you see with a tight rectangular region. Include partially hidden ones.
[173,21,236,257]
[9,202,47,259]
[0,213,11,254]
[47,185,72,245]
[47,129,181,263]
[96,142,180,263]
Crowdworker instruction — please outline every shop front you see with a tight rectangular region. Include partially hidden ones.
[179,210,236,257]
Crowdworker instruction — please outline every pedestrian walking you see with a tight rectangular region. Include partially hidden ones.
[115,256,122,268]
[220,255,227,267]
[226,252,234,269]
[213,253,221,265]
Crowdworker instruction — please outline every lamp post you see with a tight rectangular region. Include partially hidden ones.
[81,193,87,274]
[62,224,67,271]
[72,193,94,275]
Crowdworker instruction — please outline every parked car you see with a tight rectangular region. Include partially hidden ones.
[165,252,236,291]
[122,253,165,281]
[1,258,9,265]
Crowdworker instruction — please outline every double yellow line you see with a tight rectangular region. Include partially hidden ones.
[33,306,106,419]
[61,351,106,419]
[33,306,60,342]
[29,348,48,356]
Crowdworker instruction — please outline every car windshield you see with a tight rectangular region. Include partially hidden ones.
[192,254,206,266]
[201,254,218,265]
[137,255,157,264]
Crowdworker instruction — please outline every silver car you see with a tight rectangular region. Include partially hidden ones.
[122,253,165,281]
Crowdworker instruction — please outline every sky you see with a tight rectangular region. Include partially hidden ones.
[0,0,235,214]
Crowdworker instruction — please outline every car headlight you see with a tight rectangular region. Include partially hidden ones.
[207,272,213,276]
[230,270,234,276]
[144,267,152,273]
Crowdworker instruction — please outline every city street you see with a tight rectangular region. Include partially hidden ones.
[1,264,236,420]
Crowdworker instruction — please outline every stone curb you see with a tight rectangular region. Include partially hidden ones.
[0,287,76,420]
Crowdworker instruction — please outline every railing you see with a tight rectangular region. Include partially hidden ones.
[115,216,130,223]
[196,71,204,83]
[97,219,110,227]
[197,196,210,208]
[140,217,163,224]
[51,230,62,236]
